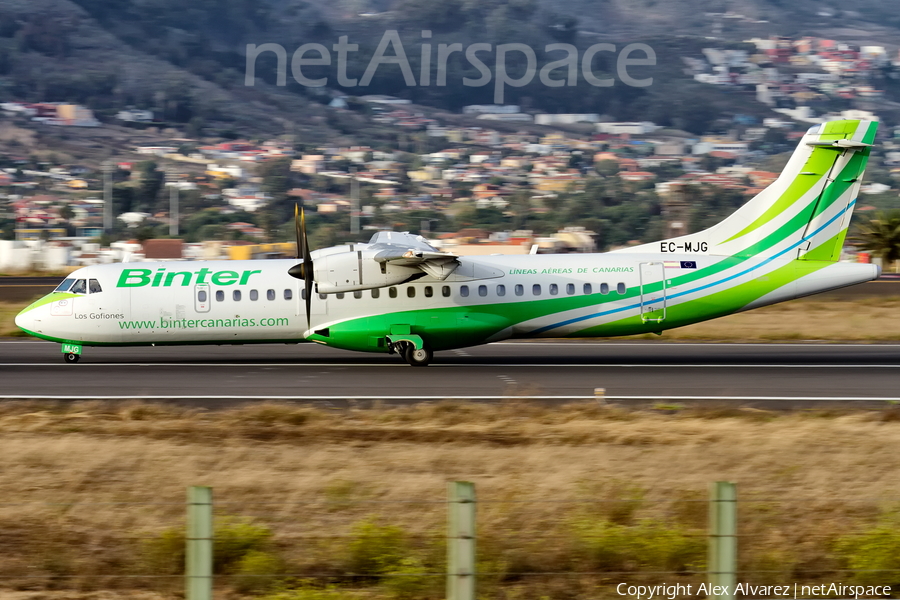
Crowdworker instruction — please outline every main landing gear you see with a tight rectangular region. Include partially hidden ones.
[386,334,432,366]
[64,353,80,363]
[388,339,433,366]
[403,345,433,367]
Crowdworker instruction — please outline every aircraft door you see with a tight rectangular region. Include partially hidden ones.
[639,262,666,323]
[194,283,211,313]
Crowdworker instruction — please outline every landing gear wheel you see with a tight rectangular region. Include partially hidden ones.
[64,353,80,363]
[404,345,432,367]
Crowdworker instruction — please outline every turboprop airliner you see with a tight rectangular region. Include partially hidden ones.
[15,119,881,365]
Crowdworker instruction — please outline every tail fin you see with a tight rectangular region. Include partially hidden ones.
[620,119,878,261]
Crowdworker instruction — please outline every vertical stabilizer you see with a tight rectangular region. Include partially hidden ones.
[617,119,878,261]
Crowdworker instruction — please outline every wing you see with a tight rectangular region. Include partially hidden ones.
[369,232,459,280]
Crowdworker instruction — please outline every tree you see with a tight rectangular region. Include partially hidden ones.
[851,211,900,272]
[58,203,74,222]
[595,160,619,177]
[137,161,164,211]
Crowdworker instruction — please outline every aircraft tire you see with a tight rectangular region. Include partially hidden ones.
[64,353,80,363]
[405,345,432,367]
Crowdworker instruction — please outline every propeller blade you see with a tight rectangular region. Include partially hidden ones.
[301,207,311,266]
[305,277,313,329]
[300,206,313,328]
[288,203,314,329]
[294,203,302,260]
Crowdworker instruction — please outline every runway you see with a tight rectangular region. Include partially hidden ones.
[1,339,899,408]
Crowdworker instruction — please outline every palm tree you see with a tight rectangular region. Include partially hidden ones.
[851,211,900,272]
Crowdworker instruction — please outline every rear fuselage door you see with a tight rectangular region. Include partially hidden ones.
[639,262,666,323]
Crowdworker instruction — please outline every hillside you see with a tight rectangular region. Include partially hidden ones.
[0,0,897,141]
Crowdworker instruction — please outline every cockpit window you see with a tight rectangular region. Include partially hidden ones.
[89,279,102,294]
[70,279,87,294]
[55,278,75,292]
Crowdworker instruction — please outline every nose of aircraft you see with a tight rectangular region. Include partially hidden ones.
[14,306,31,332]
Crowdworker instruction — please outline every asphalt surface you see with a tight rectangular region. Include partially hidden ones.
[2,340,900,408]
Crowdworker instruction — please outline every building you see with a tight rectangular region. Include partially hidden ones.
[692,138,750,156]
[116,109,154,123]
[535,114,600,126]
[291,155,326,175]
[476,113,533,122]
[206,164,244,180]
[463,105,520,115]
[55,104,100,127]
[596,122,659,136]
[142,239,184,260]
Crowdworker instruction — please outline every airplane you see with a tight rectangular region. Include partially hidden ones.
[15,119,881,366]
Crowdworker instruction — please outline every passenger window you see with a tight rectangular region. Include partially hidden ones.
[617,282,626,295]
[460,285,469,297]
[55,278,74,292]
[198,290,208,302]
[301,289,307,300]
[442,286,450,297]
[267,289,276,301]
[515,284,524,296]
[424,286,433,298]
[70,279,86,294]
[284,289,292,300]
[583,283,592,295]
[89,279,102,293]
[533,284,541,296]
[389,287,397,298]
[250,289,259,301]
[233,290,241,301]
[353,291,362,299]
[371,288,380,299]
[566,283,575,295]
[336,292,345,299]
[600,283,609,295]
[497,284,506,296]
[216,290,224,302]
[407,287,415,298]
[549,283,558,296]
[478,285,487,297]
[318,293,327,300]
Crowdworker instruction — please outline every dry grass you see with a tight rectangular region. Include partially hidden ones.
[0,303,28,337]
[654,297,900,341]
[2,401,900,598]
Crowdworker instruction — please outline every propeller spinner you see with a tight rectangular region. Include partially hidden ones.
[287,204,314,327]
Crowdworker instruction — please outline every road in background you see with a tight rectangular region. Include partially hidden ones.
[0,340,899,408]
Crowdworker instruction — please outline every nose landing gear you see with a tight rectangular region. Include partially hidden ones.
[64,353,80,363]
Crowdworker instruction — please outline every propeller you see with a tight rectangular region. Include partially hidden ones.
[287,203,314,328]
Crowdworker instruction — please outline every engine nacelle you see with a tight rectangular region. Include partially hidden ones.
[314,251,418,294]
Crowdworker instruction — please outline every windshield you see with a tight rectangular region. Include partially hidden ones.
[55,278,75,292]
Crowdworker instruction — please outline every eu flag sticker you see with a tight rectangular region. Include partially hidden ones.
[680,261,697,269]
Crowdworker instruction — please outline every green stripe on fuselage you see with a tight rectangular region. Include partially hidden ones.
[18,292,77,314]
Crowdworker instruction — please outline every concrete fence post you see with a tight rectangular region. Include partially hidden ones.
[447,481,476,600]
[186,486,213,600]
[709,481,737,600]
